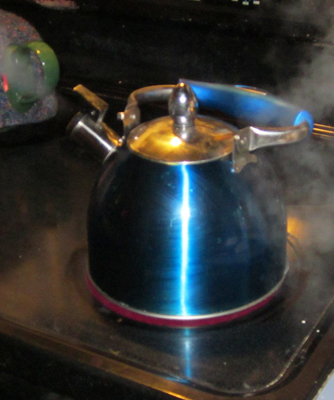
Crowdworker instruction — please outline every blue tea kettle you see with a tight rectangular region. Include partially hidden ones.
[68,81,312,328]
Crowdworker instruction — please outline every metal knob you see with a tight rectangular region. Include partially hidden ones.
[168,82,199,141]
[168,82,198,127]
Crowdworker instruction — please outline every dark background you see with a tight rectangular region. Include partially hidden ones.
[0,0,333,122]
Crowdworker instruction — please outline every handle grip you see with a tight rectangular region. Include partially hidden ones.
[182,79,313,132]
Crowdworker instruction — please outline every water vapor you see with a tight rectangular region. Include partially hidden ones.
[277,1,334,122]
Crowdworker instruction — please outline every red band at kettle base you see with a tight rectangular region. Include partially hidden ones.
[86,271,287,328]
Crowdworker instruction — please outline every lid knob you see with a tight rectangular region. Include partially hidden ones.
[168,83,198,140]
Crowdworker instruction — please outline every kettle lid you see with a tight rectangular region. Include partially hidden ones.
[127,83,235,164]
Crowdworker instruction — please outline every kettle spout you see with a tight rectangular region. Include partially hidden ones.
[66,85,122,162]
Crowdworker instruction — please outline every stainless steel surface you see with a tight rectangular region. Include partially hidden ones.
[73,84,109,126]
[87,266,289,321]
[122,85,174,138]
[233,122,310,172]
[117,107,141,139]
[68,85,123,161]
[68,112,122,160]
[68,84,312,168]
[127,115,235,164]
[125,85,174,109]
[168,82,198,139]
[125,82,236,164]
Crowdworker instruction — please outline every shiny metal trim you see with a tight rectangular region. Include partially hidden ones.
[233,122,310,172]
[67,112,122,161]
[119,85,174,138]
[168,82,199,142]
[69,84,312,167]
[117,107,141,139]
[125,85,174,110]
[68,85,123,161]
[87,263,289,328]
[127,115,235,165]
[73,84,109,126]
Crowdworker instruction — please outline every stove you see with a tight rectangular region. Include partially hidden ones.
[0,1,334,399]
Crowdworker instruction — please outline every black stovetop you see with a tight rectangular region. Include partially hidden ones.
[0,88,333,400]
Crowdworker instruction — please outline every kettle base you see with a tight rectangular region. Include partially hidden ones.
[86,271,287,328]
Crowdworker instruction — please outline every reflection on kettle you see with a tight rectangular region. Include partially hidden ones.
[67,81,313,328]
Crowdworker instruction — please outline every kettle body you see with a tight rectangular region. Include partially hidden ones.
[68,81,313,327]
[87,148,287,326]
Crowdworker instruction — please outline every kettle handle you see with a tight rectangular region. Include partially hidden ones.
[182,79,313,131]
[68,83,313,170]
[123,80,313,135]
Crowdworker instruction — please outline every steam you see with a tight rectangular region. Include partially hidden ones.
[270,0,334,210]
[267,2,334,300]
[277,2,334,122]
[281,41,334,121]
